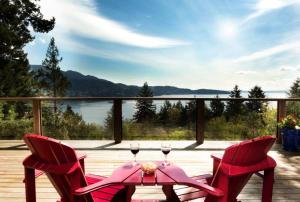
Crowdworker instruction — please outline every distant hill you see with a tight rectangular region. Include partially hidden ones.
[30,65,229,96]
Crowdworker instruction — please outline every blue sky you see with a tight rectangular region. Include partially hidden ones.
[25,0,300,90]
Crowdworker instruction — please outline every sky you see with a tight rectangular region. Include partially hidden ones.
[25,0,300,91]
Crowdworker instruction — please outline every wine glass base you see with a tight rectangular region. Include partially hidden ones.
[162,161,169,166]
[132,161,139,166]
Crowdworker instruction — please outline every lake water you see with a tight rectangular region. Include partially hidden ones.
[62,92,287,124]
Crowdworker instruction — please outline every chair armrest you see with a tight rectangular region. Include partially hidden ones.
[192,174,213,181]
[190,181,224,197]
[77,153,87,160]
[211,153,223,175]
[73,178,117,196]
[211,153,223,161]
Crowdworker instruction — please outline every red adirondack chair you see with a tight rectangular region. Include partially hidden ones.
[23,134,126,202]
[175,136,277,202]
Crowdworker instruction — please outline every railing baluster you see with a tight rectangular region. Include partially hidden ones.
[113,99,122,143]
[196,99,205,144]
[277,100,286,144]
[32,100,42,135]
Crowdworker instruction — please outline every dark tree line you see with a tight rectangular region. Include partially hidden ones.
[129,83,268,128]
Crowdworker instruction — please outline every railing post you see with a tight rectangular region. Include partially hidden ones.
[277,100,286,144]
[196,99,205,144]
[32,100,42,135]
[113,99,122,143]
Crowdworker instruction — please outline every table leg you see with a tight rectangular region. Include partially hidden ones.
[162,185,181,202]
[125,185,136,202]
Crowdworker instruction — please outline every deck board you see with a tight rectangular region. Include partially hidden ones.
[0,140,299,201]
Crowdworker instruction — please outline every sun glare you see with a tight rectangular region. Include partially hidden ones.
[218,20,238,40]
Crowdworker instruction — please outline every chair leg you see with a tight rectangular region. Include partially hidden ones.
[24,167,36,202]
[162,185,181,202]
[262,169,274,202]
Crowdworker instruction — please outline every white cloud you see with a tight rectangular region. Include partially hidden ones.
[38,0,188,48]
[233,41,300,63]
[243,0,300,23]
[236,70,257,75]
[279,66,300,71]
[61,38,199,71]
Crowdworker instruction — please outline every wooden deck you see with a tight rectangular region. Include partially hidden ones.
[0,140,299,201]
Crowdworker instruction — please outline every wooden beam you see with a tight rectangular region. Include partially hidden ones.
[276,100,286,144]
[32,100,42,135]
[113,99,122,143]
[196,99,205,144]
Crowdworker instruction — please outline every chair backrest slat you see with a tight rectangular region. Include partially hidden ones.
[24,134,92,201]
[206,136,276,202]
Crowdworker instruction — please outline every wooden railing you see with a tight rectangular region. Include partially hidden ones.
[0,97,298,144]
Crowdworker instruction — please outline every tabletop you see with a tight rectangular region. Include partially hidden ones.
[104,161,214,202]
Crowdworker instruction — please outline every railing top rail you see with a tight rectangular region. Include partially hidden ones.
[0,96,298,101]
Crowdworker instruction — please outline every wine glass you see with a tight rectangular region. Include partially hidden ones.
[161,143,171,166]
[130,143,139,165]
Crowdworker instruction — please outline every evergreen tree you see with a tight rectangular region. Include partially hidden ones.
[133,82,156,123]
[0,103,3,120]
[36,37,70,112]
[174,101,187,126]
[186,100,196,125]
[104,107,114,133]
[210,95,225,117]
[246,85,267,113]
[157,100,172,125]
[0,0,55,97]
[287,78,300,116]
[288,78,300,98]
[225,85,244,119]
[179,104,188,126]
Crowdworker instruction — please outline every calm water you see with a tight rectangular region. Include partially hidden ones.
[62,92,286,124]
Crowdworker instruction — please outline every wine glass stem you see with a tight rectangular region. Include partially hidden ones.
[134,154,136,164]
[164,154,167,164]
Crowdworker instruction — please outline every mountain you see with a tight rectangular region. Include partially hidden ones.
[31,65,229,96]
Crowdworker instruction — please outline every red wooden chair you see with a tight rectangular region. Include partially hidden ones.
[23,134,126,202]
[175,136,277,202]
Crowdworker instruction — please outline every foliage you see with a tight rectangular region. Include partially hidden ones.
[225,85,244,120]
[278,114,299,130]
[42,104,106,140]
[288,78,300,98]
[206,110,276,140]
[133,82,156,123]
[104,106,114,135]
[287,78,300,117]
[123,120,194,140]
[36,37,70,113]
[0,103,3,120]
[0,119,32,139]
[287,101,300,117]
[0,0,55,97]
[210,95,225,117]
[246,85,267,113]
[157,101,172,125]
[0,102,32,139]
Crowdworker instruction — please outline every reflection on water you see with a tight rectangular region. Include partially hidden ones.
[61,92,286,124]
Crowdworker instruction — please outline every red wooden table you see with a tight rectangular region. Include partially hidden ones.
[75,161,223,202]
